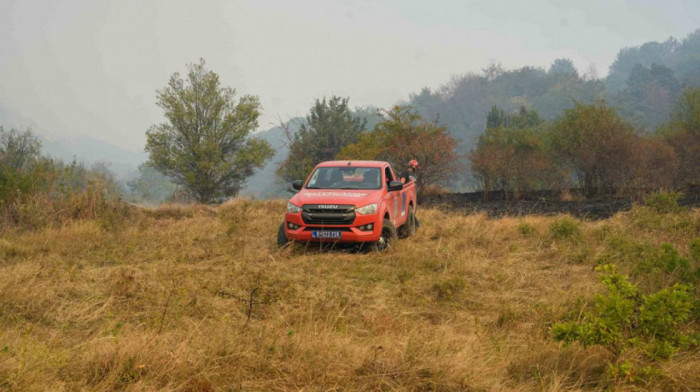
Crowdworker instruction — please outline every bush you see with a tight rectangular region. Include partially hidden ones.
[549,217,581,239]
[643,191,684,214]
[631,191,697,232]
[690,238,700,262]
[552,264,698,382]
[517,222,535,236]
[636,243,697,285]
[1,157,130,230]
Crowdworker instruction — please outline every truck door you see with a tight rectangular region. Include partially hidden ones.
[384,166,399,226]
[389,165,406,226]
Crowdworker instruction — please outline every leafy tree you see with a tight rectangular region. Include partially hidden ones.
[0,127,45,204]
[277,96,366,181]
[548,101,638,194]
[659,88,700,188]
[486,105,543,129]
[606,37,680,93]
[548,58,579,78]
[614,63,682,130]
[145,59,273,203]
[127,162,177,203]
[337,105,459,194]
[675,30,700,85]
[626,137,679,191]
[0,126,42,171]
[485,105,506,129]
[471,107,561,197]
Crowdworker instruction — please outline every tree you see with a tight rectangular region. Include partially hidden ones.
[659,88,700,188]
[0,126,44,203]
[470,107,562,198]
[548,101,637,194]
[486,105,543,129]
[145,59,273,203]
[337,105,459,194]
[127,162,177,203]
[626,137,679,191]
[0,126,42,171]
[614,63,682,129]
[277,96,366,181]
[486,105,506,129]
[548,58,579,78]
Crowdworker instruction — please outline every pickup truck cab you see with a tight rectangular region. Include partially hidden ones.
[280,160,417,250]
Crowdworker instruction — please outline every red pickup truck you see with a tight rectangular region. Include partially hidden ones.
[278,160,417,251]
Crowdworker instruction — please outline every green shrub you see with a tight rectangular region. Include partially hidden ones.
[517,222,535,236]
[643,191,684,214]
[597,234,655,266]
[1,158,127,230]
[636,243,695,284]
[630,199,697,232]
[548,217,580,239]
[552,264,697,382]
[691,238,700,262]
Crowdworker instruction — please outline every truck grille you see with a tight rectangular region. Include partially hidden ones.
[302,204,356,225]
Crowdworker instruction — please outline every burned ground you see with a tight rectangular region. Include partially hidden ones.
[422,189,700,219]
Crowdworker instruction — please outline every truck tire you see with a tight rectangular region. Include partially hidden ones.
[277,222,289,247]
[373,218,397,251]
[398,206,416,238]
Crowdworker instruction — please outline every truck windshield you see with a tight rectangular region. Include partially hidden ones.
[305,167,382,190]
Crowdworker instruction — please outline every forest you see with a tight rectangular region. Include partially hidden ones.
[235,29,700,199]
[2,30,699,206]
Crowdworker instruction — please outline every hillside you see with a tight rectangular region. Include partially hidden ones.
[240,118,304,199]
[409,29,700,151]
[252,30,700,195]
[0,104,146,182]
[0,199,697,390]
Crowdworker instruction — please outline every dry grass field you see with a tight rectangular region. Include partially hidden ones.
[0,198,698,391]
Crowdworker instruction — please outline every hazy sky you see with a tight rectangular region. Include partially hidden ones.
[1,0,698,152]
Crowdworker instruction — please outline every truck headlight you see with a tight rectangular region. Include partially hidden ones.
[287,202,302,213]
[356,203,377,215]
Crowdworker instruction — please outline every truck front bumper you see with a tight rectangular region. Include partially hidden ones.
[283,212,381,243]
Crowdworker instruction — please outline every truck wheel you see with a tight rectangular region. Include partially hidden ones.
[277,222,289,247]
[398,206,416,238]
[373,219,397,251]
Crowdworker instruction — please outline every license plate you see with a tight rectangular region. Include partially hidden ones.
[312,231,342,239]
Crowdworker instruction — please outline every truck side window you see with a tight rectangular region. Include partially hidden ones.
[384,167,394,188]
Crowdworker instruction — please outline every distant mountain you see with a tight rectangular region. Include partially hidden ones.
[41,136,147,181]
[405,29,700,190]
[0,104,145,181]
[240,117,304,198]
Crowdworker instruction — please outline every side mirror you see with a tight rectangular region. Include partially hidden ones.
[292,180,303,191]
[388,180,403,192]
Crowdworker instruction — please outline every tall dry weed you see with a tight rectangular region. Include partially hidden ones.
[0,200,696,391]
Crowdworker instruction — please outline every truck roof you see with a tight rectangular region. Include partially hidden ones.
[316,160,387,168]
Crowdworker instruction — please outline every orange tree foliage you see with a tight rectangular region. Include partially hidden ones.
[337,105,459,194]
[469,102,686,197]
[469,126,565,198]
[625,137,679,192]
[659,88,700,189]
[547,101,639,195]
